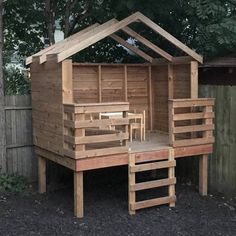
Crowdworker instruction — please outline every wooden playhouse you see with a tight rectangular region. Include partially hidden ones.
[26,12,214,218]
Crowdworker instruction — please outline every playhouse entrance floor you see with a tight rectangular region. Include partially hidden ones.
[128,130,170,153]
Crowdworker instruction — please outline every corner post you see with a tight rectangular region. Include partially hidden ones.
[74,171,84,218]
[38,155,46,193]
[199,154,208,196]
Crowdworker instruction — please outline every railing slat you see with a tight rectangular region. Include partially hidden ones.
[173,124,214,134]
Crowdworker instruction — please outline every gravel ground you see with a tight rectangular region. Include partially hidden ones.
[0,167,236,236]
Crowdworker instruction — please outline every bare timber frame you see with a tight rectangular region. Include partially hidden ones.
[26,12,214,218]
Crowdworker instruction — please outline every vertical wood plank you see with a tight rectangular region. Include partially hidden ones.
[168,101,174,146]
[124,65,128,102]
[98,65,102,102]
[168,148,175,207]
[168,64,174,99]
[74,171,84,218]
[38,155,46,193]
[129,153,136,215]
[62,59,73,103]
[148,65,153,130]
[199,154,208,196]
[75,114,85,151]
[190,61,198,99]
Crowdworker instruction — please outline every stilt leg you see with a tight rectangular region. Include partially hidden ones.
[38,155,46,193]
[74,171,84,218]
[128,154,136,215]
[199,154,208,196]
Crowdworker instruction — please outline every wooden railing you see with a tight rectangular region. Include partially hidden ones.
[169,98,215,147]
[63,102,130,159]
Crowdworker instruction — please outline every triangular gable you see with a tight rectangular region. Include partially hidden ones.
[26,12,203,65]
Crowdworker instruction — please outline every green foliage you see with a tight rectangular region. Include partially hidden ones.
[0,174,27,192]
[4,66,31,95]
[3,0,236,63]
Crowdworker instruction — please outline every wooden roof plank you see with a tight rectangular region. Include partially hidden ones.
[27,23,100,65]
[121,24,173,61]
[57,12,141,62]
[110,34,153,63]
[136,12,203,63]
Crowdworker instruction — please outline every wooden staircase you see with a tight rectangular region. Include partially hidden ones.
[128,149,176,214]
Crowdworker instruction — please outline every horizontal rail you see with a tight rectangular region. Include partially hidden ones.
[64,102,129,114]
[64,146,128,159]
[64,133,129,145]
[169,98,214,108]
[173,124,214,134]
[173,112,214,121]
[64,118,129,129]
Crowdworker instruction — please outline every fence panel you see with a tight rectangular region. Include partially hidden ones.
[199,85,236,195]
[4,95,36,181]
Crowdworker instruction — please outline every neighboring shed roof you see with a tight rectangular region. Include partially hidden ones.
[26,12,203,65]
[201,57,236,68]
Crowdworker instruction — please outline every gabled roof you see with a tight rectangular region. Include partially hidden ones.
[26,12,203,65]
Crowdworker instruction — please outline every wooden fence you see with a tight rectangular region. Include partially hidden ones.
[199,85,236,196]
[1,95,36,181]
[1,89,236,196]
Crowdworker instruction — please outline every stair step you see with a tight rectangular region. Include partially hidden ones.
[130,177,176,191]
[131,196,176,211]
[130,160,176,173]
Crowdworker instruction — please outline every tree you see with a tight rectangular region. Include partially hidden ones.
[3,0,236,62]
[0,0,6,173]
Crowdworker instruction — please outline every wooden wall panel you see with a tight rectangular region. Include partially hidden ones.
[152,64,191,132]
[31,60,64,156]
[173,64,190,99]
[101,66,124,102]
[127,66,149,129]
[72,64,150,129]
[73,65,98,103]
[152,65,168,132]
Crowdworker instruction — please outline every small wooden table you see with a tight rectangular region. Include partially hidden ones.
[101,112,145,141]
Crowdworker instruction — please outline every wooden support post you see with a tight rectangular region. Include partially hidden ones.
[62,59,73,103]
[74,171,84,218]
[199,154,208,196]
[123,111,128,146]
[168,148,175,207]
[190,61,198,138]
[168,64,174,146]
[168,64,174,99]
[190,61,198,99]
[38,155,46,193]
[129,154,136,215]
[148,65,153,130]
[124,65,128,102]
[98,65,102,102]
[168,100,174,146]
